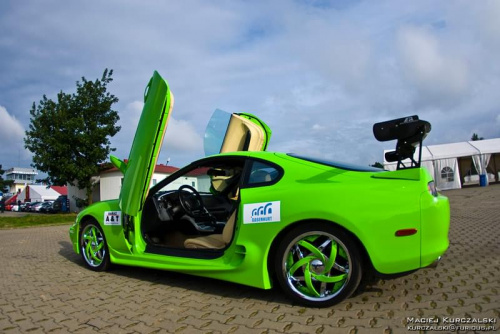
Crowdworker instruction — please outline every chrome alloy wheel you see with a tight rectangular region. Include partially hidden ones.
[81,224,107,268]
[282,231,352,302]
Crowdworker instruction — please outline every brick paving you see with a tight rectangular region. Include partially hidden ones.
[0,185,498,333]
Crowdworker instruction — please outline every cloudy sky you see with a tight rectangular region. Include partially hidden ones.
[1,0,499,173]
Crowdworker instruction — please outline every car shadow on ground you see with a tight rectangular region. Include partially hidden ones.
[57,239,420,309]
[58,240,292,306]
[58,240,81,262]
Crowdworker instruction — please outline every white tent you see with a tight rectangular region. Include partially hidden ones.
[384,138,500,190]
[17,185,61,203]
[468,138,500,154]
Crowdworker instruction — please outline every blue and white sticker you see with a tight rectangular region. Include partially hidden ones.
[243,201,280,224]
[104,211,121,225]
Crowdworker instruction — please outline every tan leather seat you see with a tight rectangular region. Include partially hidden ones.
[220,114,265,153]
[184,210,237,249]
[249,170,272,183]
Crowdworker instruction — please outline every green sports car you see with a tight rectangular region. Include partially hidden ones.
[69,71,450,307]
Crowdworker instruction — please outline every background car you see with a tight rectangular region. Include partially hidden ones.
[24,202,41,212]
[38,201,54,213]
[70,72,450,307]
[20,203,30,212]
[32,202,47,212]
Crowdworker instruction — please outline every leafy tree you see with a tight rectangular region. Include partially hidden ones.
[370,162,384,169]
[25,69,120,206]
[471,133,484,141]
[0,165,13,193]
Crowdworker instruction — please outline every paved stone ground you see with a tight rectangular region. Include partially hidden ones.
[0,185,498,333]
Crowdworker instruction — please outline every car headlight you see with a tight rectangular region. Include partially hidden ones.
[428,181,438,197]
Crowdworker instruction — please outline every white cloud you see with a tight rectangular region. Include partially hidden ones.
[110,101,203,165]
[118,100,202,153]
[474,0,500,48]
[283,12,372,91]
[163,117,203,153]
[0,106,24,143]
[124,100,143,123]
[0,105,29,167]
[397,26,469,107]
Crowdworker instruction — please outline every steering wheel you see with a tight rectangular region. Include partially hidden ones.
[178,185,207,218]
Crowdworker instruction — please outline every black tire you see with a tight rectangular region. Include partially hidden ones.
[274,222,362,307]
[79,220,110,271]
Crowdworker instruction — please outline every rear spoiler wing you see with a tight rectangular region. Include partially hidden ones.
[373,115,431,170]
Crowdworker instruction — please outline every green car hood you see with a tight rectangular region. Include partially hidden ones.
[111,71,173,216]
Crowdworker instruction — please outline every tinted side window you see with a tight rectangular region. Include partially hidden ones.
[247,161,280,185]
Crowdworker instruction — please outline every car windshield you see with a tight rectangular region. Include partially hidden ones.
[204,109,232,157]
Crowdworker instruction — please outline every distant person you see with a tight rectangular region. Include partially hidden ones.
[0,199,4,213]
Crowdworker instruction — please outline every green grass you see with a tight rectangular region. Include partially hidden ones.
[0,213,77,229]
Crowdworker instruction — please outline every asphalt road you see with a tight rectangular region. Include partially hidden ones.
[0,185,498,333]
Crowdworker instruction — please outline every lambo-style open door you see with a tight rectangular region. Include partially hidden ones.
[204,109,271,157]
[111,71,173,216]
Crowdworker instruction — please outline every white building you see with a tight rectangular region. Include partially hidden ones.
[67,163,210,212]
[5,167,38,194]
[98,164,183,201]
[384,138,500,190]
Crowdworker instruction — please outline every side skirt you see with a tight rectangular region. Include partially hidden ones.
[145,244,224,260]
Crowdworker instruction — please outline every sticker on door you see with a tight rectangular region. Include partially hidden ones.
[104,211,122,225]
[243,201,280,224]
